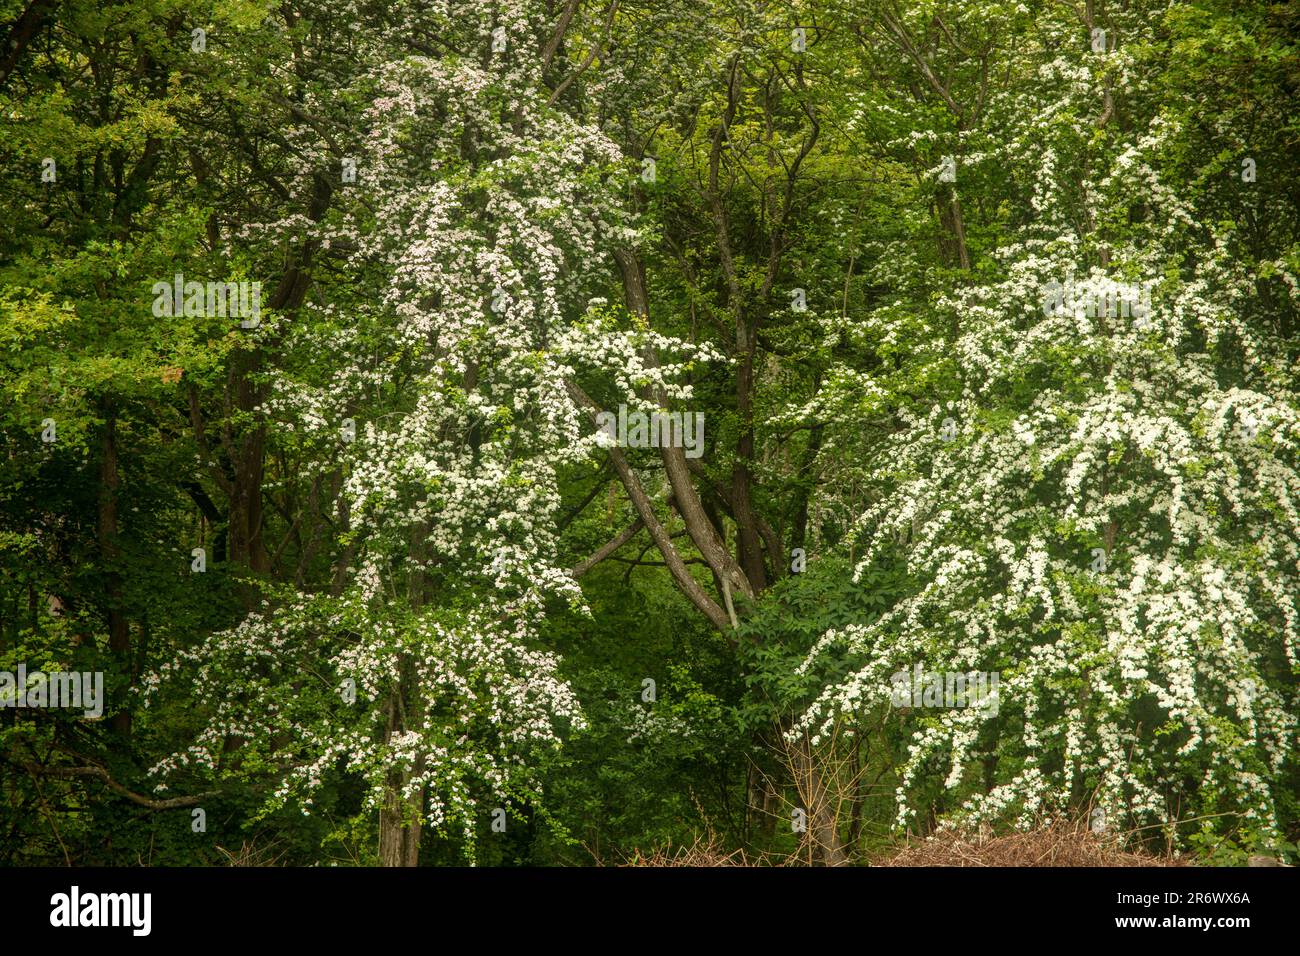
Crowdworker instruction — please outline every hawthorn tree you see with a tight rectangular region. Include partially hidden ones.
[141,0,723,864]
[788,0,1300,854]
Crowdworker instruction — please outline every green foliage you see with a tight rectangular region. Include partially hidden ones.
[2,0,1297,867]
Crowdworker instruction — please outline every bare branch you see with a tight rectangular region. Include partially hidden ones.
[572,517,643,577]
[27,764,218,810]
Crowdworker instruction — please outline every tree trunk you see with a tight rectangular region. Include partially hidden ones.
[732,328,769,591]
[378,771,423,868]
[98,407,131,736]
[378,657,424,867]
[788,733,847,866]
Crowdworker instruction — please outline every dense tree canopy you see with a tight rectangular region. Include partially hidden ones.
[1,0,1297,866]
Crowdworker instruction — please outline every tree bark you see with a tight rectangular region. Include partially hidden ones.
[97,407,131,737]
[611,249,755,605]
[378,660,424,867]
[0,0,58,90]
[568,380,735,633]
[788,733,847,866]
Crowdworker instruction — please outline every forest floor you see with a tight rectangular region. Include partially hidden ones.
[625,820,1193,867]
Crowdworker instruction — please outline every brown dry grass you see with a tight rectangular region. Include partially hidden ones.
[881,818,1190,867]
[621,835,794,867]
[215,838,291,866]
[620,819,1191,867]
